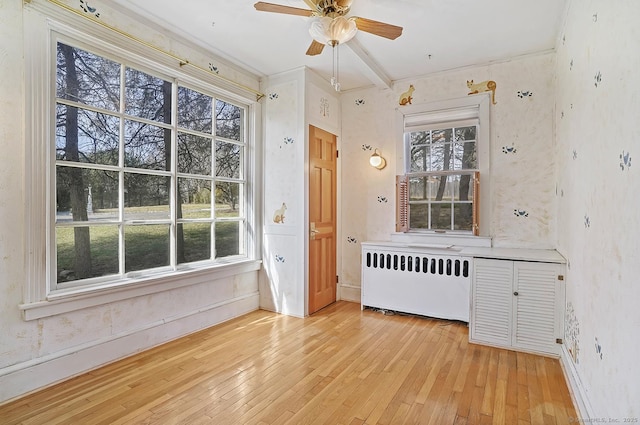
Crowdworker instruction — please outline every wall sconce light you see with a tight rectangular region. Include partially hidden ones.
[369,149,387,170]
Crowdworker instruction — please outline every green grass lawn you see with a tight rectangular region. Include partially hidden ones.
[57,203,241,282]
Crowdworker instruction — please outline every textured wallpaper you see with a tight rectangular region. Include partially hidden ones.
[555,0,640,417]
[261,79,304,317]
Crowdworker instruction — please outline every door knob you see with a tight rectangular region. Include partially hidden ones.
[310,223,320,239]
[513,291,519,296]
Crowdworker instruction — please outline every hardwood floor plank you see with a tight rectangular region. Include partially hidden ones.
[434,391,462,425]
[454,415,469,425]
[414,342,452,404]
[388,401,412,424]
[453,343,475,392]
[526,353,545,424]
[517,383,532,424]
[0,302,576,425]
[505,350,519,408]
[480,350,498,416]
[455,346,481,419]
[491,350,509,425]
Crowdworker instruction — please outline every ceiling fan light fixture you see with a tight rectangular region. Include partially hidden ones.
[308,16,357,46]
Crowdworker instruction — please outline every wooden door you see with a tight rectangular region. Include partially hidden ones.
[309,125,337,314]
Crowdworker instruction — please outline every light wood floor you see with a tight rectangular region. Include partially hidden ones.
[0,301,576,425]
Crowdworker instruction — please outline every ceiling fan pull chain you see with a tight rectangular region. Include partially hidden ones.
[335,45,341,91]
[331,44,341,92]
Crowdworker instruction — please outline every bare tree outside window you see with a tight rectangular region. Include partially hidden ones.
[54,42,247,285]
[406,125,477,232]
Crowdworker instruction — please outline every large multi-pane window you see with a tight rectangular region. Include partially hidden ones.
[54,42,248,287]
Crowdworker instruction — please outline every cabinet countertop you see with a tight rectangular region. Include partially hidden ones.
[459,247,566,263]
[361,242,566,264]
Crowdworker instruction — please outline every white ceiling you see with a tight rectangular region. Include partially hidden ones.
[108,0,567,92]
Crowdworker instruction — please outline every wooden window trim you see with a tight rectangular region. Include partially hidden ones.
[396,175,409,232]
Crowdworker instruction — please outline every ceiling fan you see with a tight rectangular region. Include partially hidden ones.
[254,0,403,56]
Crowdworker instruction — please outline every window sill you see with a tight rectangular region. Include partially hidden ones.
[390,232,491,248]
[19,259,262,321]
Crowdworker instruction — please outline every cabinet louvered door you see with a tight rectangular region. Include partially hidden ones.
[470,259,513,347]
[513,262,563,353]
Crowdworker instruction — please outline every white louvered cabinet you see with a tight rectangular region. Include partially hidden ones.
[469,256,565,356]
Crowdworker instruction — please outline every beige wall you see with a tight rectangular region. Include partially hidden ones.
[555,0,640,417]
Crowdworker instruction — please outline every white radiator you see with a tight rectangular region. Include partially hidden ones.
[361,242,471,322]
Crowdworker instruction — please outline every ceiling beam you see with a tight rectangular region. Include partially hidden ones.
[344,38,392,90]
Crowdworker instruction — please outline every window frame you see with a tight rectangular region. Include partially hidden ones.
[21,4,262,320]
[404,125,479,233]
[53,46,250,289]
[395,94,491,237]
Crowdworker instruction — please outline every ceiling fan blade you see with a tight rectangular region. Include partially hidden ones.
[306,40,325,56]
[354,17,403,40]
[254,2,314,17]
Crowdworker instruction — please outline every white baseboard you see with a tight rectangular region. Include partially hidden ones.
[0,293,259,405]
[338,283,361,303]
[559,344,594,420]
